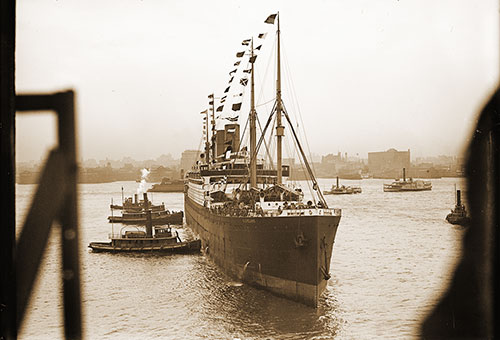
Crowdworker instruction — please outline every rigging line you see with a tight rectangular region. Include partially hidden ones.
[255,101,277,169]
[281,38,319,177]
[284,115,325,208]
[280,37,298,123]
[239,112,250,148]
[237,101,277,188]
[256,35,277,106]
[282,122,300,182]
[252,35,276,155]
[288,134,317,207]
[189,133,205,170]
[282,133,299,186]
[282,102,327,207]
[287,122,317,206]
[256,97,276,108]
[266,113,277,169]
[256,110,274,170]
[239,117,251,182]
[281,56,307,183]
[285,138,300,186]
[283,120,310,196]
[236,118,257,191]
[262,110,276,170]
[236,123,261,191]
[236,113,278,190]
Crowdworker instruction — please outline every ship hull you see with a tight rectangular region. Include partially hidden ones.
[184,194,340,307]
[88,239,201,253]
[108,212,183,225]
[446,212,471,226]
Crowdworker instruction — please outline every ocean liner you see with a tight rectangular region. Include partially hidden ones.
[184,13,341,307]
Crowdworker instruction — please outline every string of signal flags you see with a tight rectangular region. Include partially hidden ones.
[199,13,278,124]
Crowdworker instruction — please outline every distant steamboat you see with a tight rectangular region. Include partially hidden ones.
[383,168,432,192]
[184,13,341,307]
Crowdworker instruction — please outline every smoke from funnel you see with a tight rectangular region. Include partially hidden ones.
[137,168,150,196]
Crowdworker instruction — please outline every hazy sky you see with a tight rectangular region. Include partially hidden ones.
[15,0,499,163]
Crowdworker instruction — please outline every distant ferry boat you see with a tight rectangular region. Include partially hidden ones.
[383,168,432,192]
[324,177,362,195]
[148,178,184,193]
[184,13,341,307]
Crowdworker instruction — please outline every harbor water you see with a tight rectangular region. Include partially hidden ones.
[16,178,465,339]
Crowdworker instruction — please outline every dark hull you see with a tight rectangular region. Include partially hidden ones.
[108,212,183,225]
[399,188,432,192]
[383,186,432,192]
[184,195,340,307]
[110,203,165,211]
[324,189,361,195]
[446,213,470,226]
[88,239,201,253]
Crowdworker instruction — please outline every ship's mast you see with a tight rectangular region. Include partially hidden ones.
[275,12,284,185]
[250,39,257,188]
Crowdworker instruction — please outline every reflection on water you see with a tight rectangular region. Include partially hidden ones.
[188,257,342,339]
[17,178,464,339]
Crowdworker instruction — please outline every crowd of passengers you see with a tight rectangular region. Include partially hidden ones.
[209,199,324,217]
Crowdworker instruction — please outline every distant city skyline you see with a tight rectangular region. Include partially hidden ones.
[16,146,465,185]
[16,148,465,168]
[15,1,499,163]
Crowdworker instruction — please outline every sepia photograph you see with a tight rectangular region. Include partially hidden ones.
[2,0,498,339]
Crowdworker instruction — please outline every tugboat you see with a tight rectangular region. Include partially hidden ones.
[446,189,471,226]
[184,13,341,307]
[88,225,201,253]
[108,192,183,225]
[110,192,165,212]
[107,209,183,225]
[383,168,432,192]
[324,176,362,195]
[90,193,201,253]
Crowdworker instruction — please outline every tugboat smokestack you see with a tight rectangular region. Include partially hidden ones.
[457,190,461,207]
[134,193,138,204]
[336,176,339,188]
[403,168,406,181]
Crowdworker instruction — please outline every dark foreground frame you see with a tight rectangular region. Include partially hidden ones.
[421,87,499,338]
[14,92,83,339]
[2,2,83,338]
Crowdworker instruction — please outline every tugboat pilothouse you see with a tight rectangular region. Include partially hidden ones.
[184,13,341,307]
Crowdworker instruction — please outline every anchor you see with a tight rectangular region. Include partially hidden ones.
[294,232,307,247]
[320,236,331,280]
